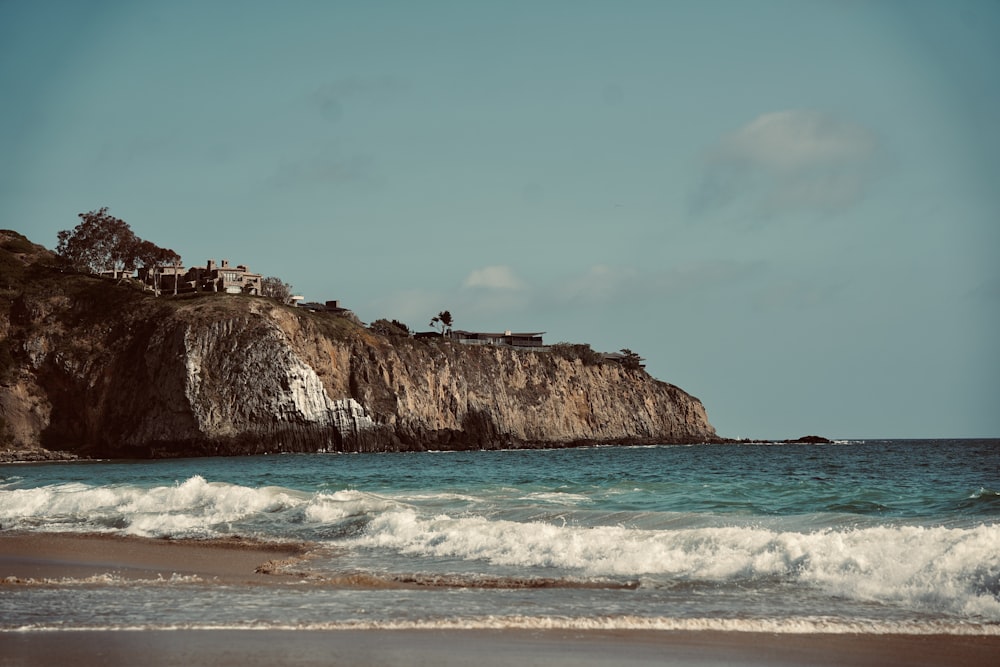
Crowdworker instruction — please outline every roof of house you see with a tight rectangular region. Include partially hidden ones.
[453,330,545,338]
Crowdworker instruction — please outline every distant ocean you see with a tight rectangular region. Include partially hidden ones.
[2,439,999,634]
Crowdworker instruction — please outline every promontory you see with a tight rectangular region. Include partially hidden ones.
[0,231,719,459]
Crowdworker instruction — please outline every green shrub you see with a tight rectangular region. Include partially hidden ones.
[0,230,38,254]
[550,342,604,365]
[370,318,411,337]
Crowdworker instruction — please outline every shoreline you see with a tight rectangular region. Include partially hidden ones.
[3,531,1000,633]
[2,628,999,667]
[3,532,1000,665]
[0,531,311,584]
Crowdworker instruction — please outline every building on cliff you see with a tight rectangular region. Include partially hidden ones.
[196,259,263,295]
[453,330,546,348]
[601,351,646,369]
[0,230,720,456]
[298,300,350,314]
[136,264,185,294]
[137,259,263,295]
[413,329,546,349]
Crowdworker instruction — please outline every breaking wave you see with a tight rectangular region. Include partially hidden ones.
[349,509,1000,620]
[3,476,999,621]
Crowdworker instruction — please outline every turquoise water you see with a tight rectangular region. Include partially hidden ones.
[2,440,999,633]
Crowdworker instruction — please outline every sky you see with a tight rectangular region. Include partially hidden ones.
[2,0,998,439]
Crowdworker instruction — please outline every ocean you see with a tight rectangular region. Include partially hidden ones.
[1,439,998,635]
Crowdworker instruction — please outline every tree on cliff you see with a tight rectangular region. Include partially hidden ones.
[370,319,411,337]
[56,208,139,279]
[261,276,294,304]
[619,348,644,371]
[430,310,453,336]
[135,239,181,296]
[57,208,181,291]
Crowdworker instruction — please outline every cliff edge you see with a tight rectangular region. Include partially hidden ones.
[0,231,719,458]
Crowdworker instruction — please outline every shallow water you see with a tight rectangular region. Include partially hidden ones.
[2,440,998,633]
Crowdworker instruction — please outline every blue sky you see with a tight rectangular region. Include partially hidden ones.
[3,1,998,439]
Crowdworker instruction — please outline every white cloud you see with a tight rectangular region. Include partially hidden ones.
[694,109,879,217]
[368,262,765,332]
[555,264,638,303]
[553,261,762,306]
[713,110,875,169]
[463,265,527,290]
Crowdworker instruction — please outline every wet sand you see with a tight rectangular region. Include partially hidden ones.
[2,629,999,667]
[2,532,999,666]
[0,531,309,583]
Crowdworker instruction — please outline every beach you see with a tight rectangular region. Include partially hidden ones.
[3,531,999,666]
[2,627,999,667]
[0,531,309,584]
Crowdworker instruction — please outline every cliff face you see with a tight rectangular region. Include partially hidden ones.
[0,234,718,458]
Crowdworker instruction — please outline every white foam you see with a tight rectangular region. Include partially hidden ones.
[5,615,999,635]
[0,477,410,538]
[523,491,592,506]
[2,573,203,586]
[5,477,999,621]
[351,511,1000,620]
[302,490,400,524]
[0,476,311,537]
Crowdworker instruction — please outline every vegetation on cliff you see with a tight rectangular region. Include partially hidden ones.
[56,208,181,286]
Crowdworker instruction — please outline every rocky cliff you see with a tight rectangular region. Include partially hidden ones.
[0,231,719,458]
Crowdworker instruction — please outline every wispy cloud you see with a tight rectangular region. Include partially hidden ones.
[714,109,875,168]
[463,265,527,290]
[368,288,445,326]
[366,260,771,334]
[309,76,407,122]
[552,261,764,307]
[749,277,849,312]
[554,264,638,304]
[692,109,878,218]
[969,277,1000,301]
[268,153,373,189]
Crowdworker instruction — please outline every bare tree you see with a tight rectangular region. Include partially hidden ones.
[261,276,294,304]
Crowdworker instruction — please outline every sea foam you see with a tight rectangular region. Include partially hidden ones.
[4,475,999,620]
[5,616,1000,635]
[350,509,1000,619]
[0,476,308,537]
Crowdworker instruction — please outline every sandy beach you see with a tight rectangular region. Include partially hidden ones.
[2,628,999,667]
[0,531,310,584]
[2,532,999,666]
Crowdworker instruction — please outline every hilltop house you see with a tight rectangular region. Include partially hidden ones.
[136,264,185,294]
[137,259,262,295]
[602,351,646,368]
[453,330,546,348]
[195,259,263,295]
[414,329,546,349]
[298,299,349,314]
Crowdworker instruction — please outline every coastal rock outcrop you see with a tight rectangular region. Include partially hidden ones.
[0,232,719,458]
